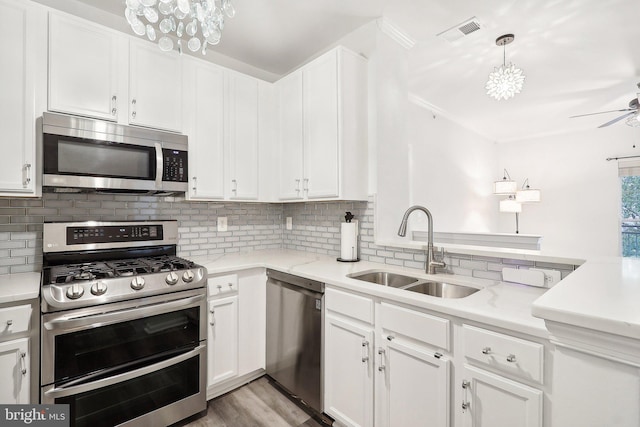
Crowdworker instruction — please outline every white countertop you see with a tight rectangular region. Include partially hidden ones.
[0,272,41,304]
[194,249,550,339]
[532,257,640,340]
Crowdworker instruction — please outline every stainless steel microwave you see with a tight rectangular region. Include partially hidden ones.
[41,112,188,195]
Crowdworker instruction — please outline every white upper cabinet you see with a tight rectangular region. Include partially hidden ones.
[0,0,45,197]
[183,57,225,200]
[48,12,123,122]
[277,46,368,201]
[129,40,182,132]
[227,72,259,200]
[277,70,304,200]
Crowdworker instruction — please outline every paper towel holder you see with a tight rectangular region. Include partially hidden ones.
[337,212,360,262]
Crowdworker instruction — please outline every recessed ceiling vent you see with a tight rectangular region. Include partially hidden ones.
[436,17,482,42]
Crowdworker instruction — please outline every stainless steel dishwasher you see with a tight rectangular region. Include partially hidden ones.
[266,269,324,414]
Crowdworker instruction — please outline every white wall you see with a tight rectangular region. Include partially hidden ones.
[405,100,498,234]
[497,125,638,257]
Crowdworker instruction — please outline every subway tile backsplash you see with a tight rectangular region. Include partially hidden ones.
[0,194,578,279]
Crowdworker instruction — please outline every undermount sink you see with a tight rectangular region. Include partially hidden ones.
[347,270,480,299]
[347,271,419,288]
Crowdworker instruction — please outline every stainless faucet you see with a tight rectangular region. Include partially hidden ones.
[398,205,446,274]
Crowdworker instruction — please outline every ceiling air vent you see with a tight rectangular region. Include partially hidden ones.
[436,17,482,42]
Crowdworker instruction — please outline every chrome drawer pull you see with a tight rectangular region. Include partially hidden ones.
[481,347,491,355]
[6,320,12,326]
[507,354,517,363]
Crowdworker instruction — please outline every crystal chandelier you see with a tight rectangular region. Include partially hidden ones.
[124,0,235,55]
[485,34,525,101]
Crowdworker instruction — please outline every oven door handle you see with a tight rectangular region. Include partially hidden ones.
[44,344,205,399]
[43,294,204,331]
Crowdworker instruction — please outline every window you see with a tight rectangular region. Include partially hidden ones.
[619,159,640,257]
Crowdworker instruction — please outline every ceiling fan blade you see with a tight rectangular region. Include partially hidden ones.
[598,111,636,128]
[570,108,635,118]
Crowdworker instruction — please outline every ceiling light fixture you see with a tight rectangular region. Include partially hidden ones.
[124,0,235,55]
[485,34,525,101]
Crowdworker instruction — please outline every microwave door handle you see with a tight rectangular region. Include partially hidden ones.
[155,142,163,189]
[44,344,205,399]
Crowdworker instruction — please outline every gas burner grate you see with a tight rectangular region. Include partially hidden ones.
[49,262,116,284]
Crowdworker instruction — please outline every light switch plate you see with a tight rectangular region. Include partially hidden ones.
[217,217,227,232]
[286,217,292,230]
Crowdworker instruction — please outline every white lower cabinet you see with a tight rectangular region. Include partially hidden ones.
[324,314,374,427]
[0,337,29,404]
[376,339,450,427]
[207,295,238,385]
[460,364,542,427]
[206,269,266,399]
[324,288,451,427]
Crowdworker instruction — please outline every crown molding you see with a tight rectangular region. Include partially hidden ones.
[376,17,416,50]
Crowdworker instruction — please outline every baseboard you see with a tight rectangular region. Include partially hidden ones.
[206,369,266,400]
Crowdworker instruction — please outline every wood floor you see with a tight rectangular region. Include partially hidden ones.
[176,377,326,427]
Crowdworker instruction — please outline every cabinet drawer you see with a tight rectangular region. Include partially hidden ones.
[208,274,238,297]
[463,324,544,383]
[325,287,373,324]
[0,304,32,339]
[379,302,450,350]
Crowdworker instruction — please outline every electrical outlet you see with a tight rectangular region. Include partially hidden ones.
[530,268,562,287]
[286,217,292,230]
[217,217,227,232]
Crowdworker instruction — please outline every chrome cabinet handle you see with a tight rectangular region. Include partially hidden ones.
[231,179,237,193]
[387,335,395,341]
[462,380,470,389]
[462,402,470,410]
[23,163,31,186]
[111,95,117,116]
[507,354,517,363]
[303,178,309,192]
[378,348,386,372]
[192,176,197,191]
[131,99,137,119]
[295,179,301,193]
[482,347,491,355]
[6,320,13,326]
[209,309,215,326]
[361,340,369,363]
[20,352,26,375]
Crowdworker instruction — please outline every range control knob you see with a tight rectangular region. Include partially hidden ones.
[166,271,179,286]
[91,281,108,296]
[131,276,145,290]
[182,270,194,283]
[66,284,84,300]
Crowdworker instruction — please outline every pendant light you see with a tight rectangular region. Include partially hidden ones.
[485,34,526,101]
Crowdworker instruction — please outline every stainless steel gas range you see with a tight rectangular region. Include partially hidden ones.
[40,221,207,427]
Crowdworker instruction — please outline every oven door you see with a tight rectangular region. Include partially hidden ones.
[41,289,206,427]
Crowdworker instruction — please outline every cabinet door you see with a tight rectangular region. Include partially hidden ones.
[324,314,373,427]
[0,338,29,404]
[0,0,44,197]
[377,340,449,427]
[461,364,542,427]
[48,13,120,121]
[237,271,266,376]
[277,70,304,200]
[184,58,225,200]
[303,51,339,199]
[129,41,182,132]
[207,296,238,386]
[228,73,259,199]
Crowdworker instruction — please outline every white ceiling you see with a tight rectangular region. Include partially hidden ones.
[50,0,640,142]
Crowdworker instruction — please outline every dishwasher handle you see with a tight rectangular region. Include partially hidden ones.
[266,269,324,294]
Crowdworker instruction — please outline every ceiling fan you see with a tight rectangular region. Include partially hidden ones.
[570,88,640,128]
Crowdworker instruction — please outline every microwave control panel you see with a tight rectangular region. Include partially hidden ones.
[162,149,188,182]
